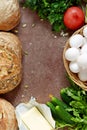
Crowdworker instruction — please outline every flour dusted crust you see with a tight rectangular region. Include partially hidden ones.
[0,98,18,130]
[0,32,22,94]
[0,0,20,31]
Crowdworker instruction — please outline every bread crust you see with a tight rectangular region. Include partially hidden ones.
[0,0,20,31]
[0,98,18,130]
[0,32,22,94]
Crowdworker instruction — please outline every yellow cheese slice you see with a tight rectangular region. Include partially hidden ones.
[21,107,53,130]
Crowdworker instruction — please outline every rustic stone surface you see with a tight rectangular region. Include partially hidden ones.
[1,7,70,106]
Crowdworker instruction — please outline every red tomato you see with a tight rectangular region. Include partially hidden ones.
[63,7,85,30]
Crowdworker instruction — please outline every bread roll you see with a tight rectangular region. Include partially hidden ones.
[0,32,22,94]
[0,98,18,130]
[0,0,20,31]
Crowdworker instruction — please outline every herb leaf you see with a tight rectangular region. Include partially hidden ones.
[23,0,82,32]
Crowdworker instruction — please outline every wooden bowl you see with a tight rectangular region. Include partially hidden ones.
[63,25,87,90]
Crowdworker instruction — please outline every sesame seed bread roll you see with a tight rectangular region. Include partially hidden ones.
[0,32,22,94]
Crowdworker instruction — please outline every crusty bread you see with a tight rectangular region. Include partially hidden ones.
[0,32,22,94]
[0,0,20,31]
[0,98,18,130]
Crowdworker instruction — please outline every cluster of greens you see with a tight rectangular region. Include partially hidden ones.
[47,77,87,130]
[23,0,81,32]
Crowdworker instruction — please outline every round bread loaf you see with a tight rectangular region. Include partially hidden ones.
[0,98,18,130]
[0,32,22,94]
[0,0,20,31]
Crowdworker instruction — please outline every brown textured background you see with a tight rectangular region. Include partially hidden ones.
[1,6,70,107]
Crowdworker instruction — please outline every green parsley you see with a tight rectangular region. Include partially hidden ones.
[23,0,81,32]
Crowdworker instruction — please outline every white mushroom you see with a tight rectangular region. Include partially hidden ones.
[69,61,80,73]
[78,69,87,82]
[69,34,84,48]
[83,26,87,37]
[65,47,80,61]
[77,53,87,69]
[81,44,87,54]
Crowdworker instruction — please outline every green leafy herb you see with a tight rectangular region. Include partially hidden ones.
[47,76,87,129]
[23,0,82,32]
[60,77,87,129]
